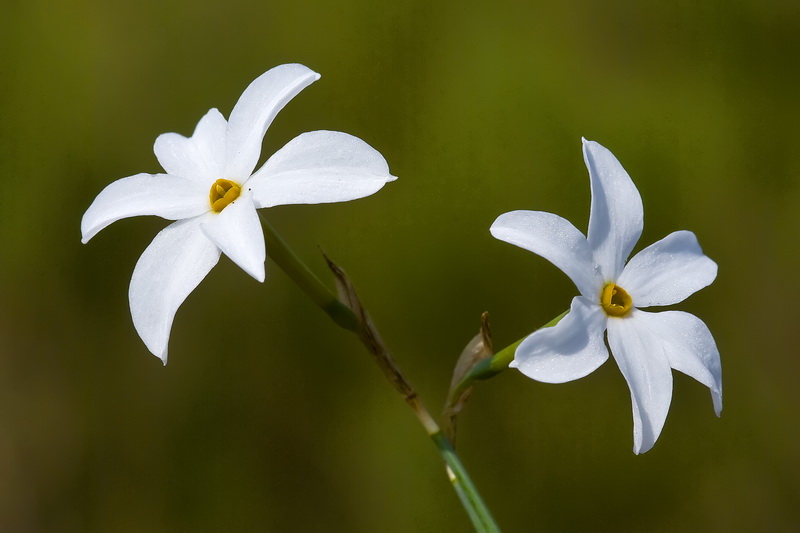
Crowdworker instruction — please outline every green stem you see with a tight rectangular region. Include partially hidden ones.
[453,310,569,397]
[260,214,501,532]
[260,214,358,332]
[431,431,500,533]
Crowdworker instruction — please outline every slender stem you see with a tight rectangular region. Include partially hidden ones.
[452,310,569,398]
[260,214,358,332]
[260,214,501,532]
[408,396,499,532]
[431,431,500,533]
[492,310,568,368]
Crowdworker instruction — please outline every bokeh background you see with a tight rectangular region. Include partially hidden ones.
[2,0,799,531]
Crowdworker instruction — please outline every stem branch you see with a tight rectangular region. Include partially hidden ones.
[260,214,500,532]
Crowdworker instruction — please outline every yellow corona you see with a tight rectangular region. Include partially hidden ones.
[600,283,632,317]
[209,179,241,213]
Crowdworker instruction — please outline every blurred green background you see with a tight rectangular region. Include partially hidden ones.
[1,0,798,531]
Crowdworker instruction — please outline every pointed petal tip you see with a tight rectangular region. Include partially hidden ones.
[80,206,98,244]
[248,131,396,207]
[129,218,221,373]
[489,211,602,298]
[581,138,609,163]
[200,197,265,283]
[280,63,320,81]
[224,64,323,179]
[141,329,170,366]
[143,335,169,365]
[226,253,265,283]
[251,265,266,283]
[80,214,98,244]
[268,62,320,80]
[619,231,719,307]
[633,436,655,455]
[488,212,519,238]
[300,64,320,81]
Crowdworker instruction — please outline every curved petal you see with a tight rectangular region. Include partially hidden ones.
[81,173,209,243]
[154,108,227,184]
[247,131,396,208]
[129,217,221,363]
[607,311,673,454]
[224,64,320,179]
[511,297,609,383]
[584,139,643,281]
[618,230,718,307]
[490,211,603,298]
[200,193,265,282]
[632,310,722,415]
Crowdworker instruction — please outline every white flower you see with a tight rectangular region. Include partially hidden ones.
[490,138,721,454]
[81,64,396,363]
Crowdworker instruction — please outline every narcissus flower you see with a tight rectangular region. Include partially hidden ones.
[82,64,395,363]
[490,138,721,454]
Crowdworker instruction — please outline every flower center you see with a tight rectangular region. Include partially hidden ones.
[600,283,633,317]
[209,179,241,213]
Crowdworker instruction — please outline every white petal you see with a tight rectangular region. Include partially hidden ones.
[511,297,609,383]
[81,173,209,243]
[224,64,320,179]
[584,139,644,281]
[154,108,227,183]
[490,211,603,298]
[129,217,221,363]
[631,310,722,415]
[247,131,396,208]
[607,312,673,454]
[200,193,265,282]
[618,231,718,307]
